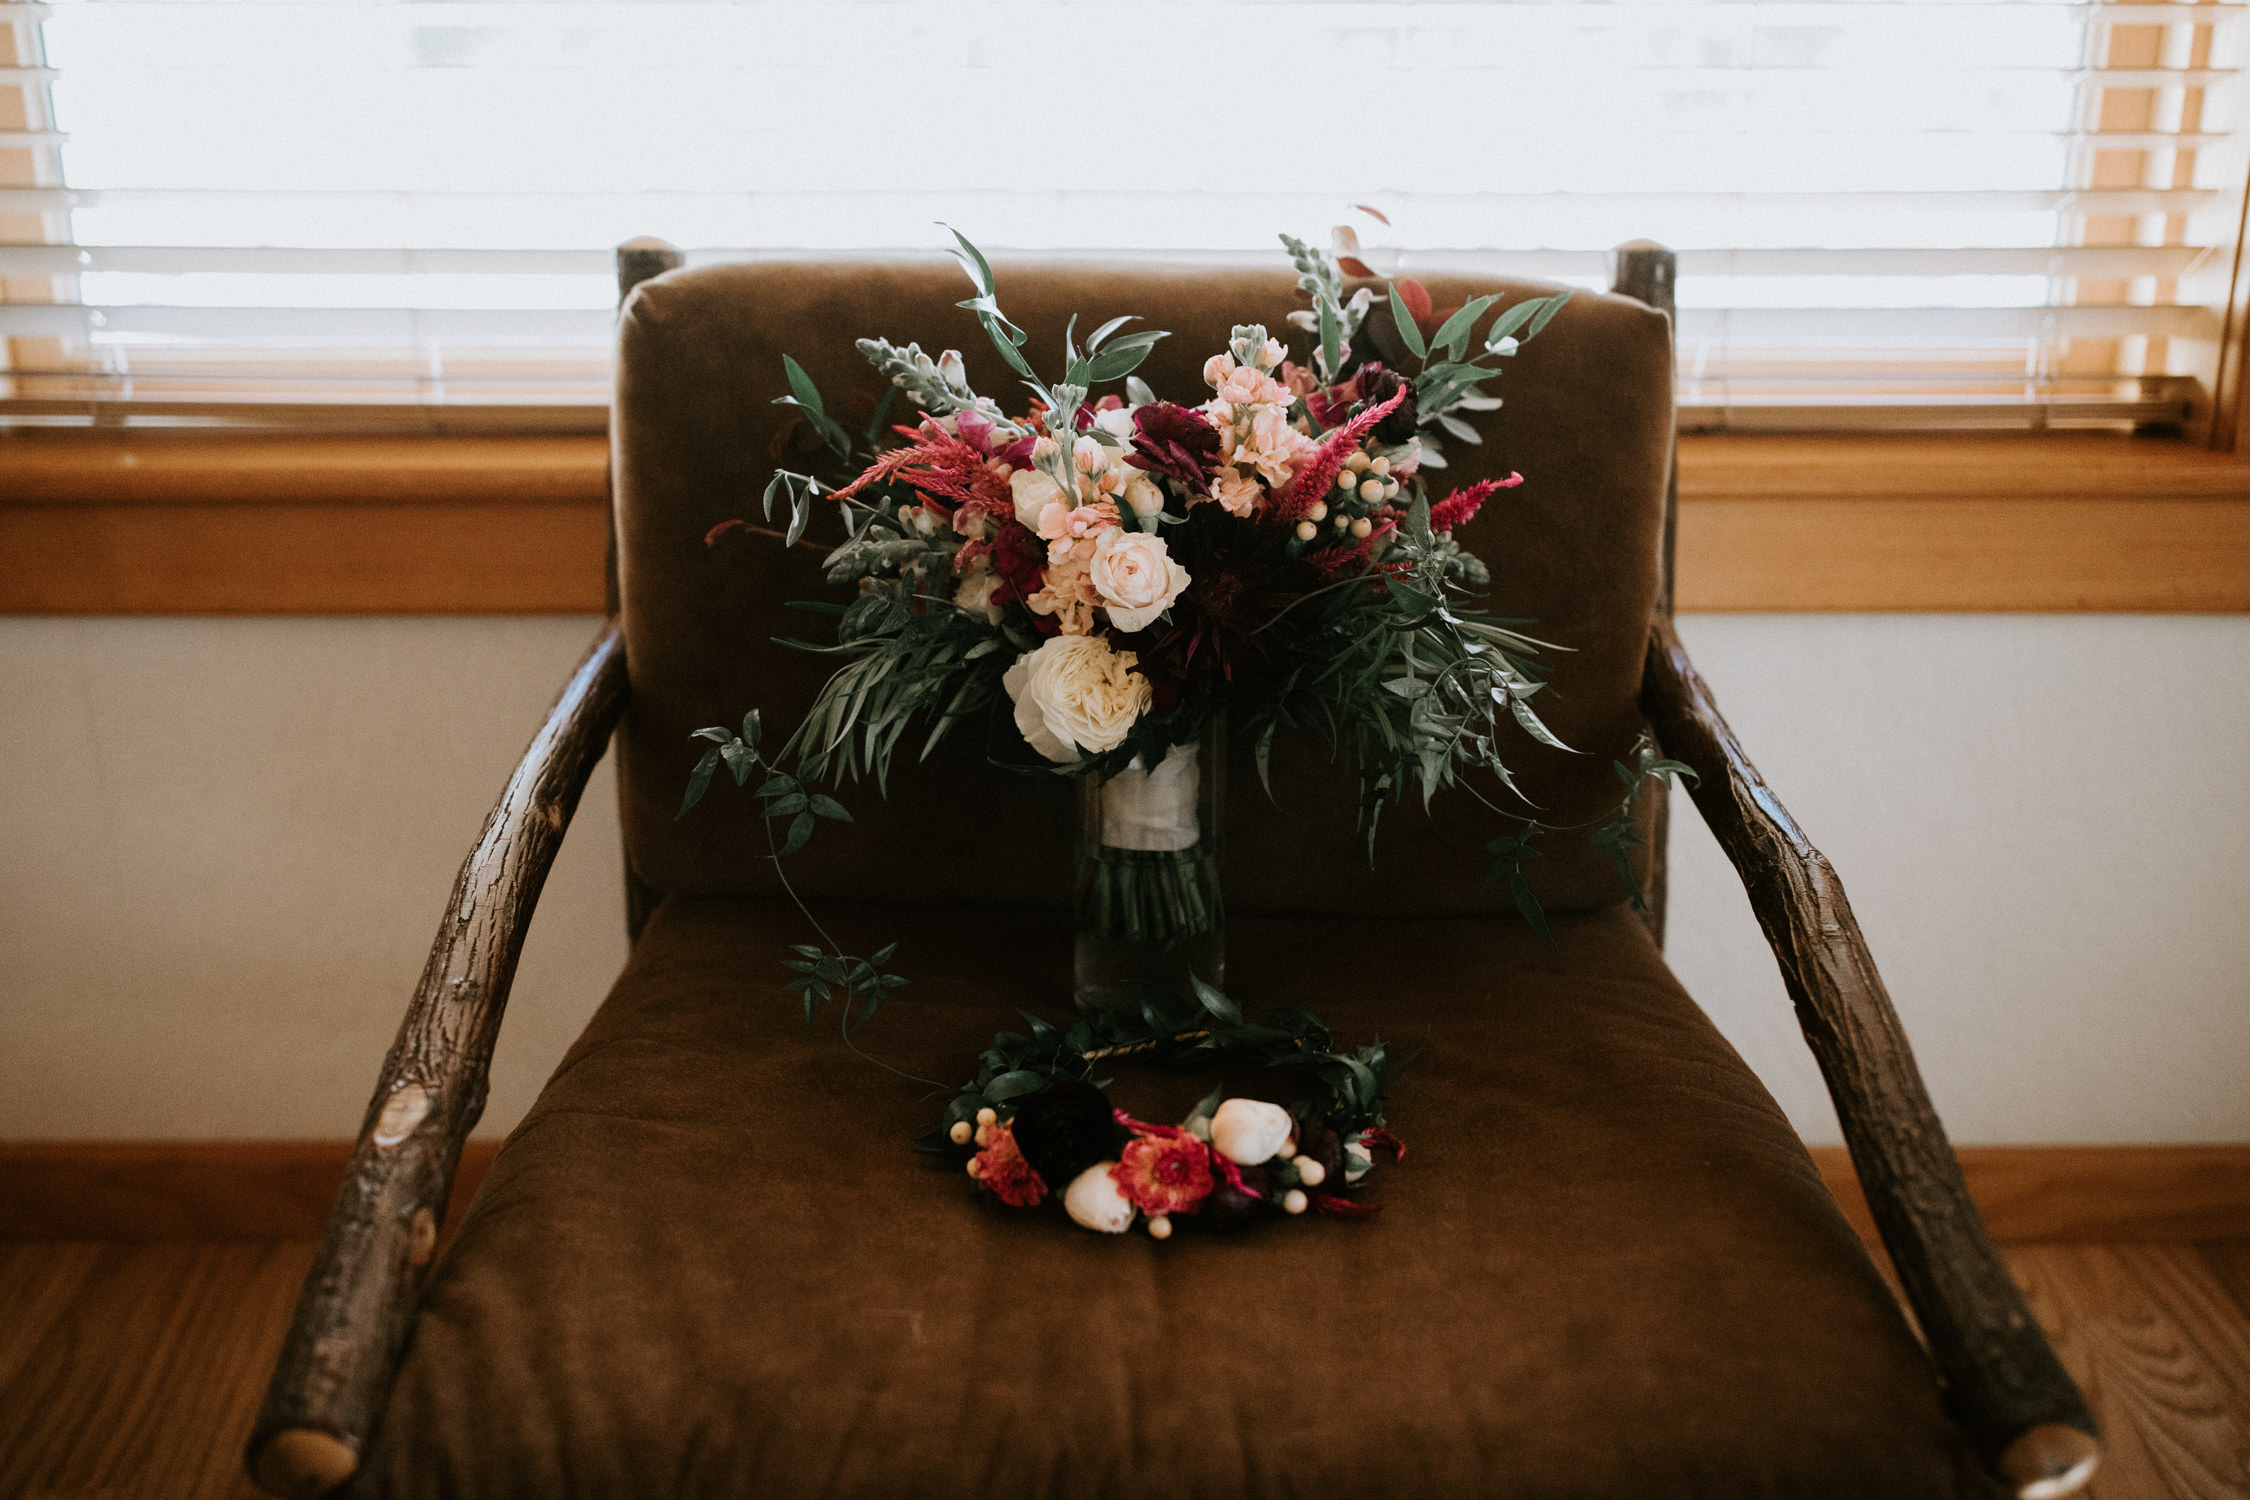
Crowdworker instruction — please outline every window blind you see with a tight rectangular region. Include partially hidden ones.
[2,0,2244,432]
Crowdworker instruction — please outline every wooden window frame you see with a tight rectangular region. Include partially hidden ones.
[1,426,2245,614]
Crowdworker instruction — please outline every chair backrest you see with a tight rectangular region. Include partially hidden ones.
[612,258,1672,917]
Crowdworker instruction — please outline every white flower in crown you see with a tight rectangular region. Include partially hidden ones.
[1088,528,1189,633]
[1003,633,1151,763]
[1210,1099,1294,1166]
[1064,1163,1136,1233]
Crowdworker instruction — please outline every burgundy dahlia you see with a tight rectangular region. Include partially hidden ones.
[1358,367,1420,446]
[1008,1080,1119,1190]
[989,520,1048,606]
[1199,1161,1271,1234]
[1125,402,1222,490]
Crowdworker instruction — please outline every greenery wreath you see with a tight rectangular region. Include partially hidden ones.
[919,977,1401,1238]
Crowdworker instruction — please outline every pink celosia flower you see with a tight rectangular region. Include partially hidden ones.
[1428,474,1523,534]
[1111,1133,1215,1216]
[971,1122,1048,1208]
[1271,383,1411,523]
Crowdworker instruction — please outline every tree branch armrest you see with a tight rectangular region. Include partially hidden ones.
[1638,616,2099,1500]
[245,619,630,1498]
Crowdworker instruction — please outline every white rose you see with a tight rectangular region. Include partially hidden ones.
[1211,1099,1294,1166]
[1094,405,1137,441]
[1002,633,1151,763]
[1064,1163,1136,1234]
[1010,467,1066,530]
[1121,473,1166,527]
[1088,528,1189,634]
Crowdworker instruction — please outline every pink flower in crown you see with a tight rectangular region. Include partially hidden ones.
[1111,1133,1215,1217]
[969,1122,1049,1208]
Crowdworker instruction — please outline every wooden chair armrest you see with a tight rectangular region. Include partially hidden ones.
[1639,616,2099,1500]
[245,619,630,1498]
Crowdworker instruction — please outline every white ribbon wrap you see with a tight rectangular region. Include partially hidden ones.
[1098,739,1202,852]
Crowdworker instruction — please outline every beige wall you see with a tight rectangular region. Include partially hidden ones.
[2,614,2245,1145]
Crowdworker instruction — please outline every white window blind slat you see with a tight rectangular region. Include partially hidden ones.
[0,244,2218,278]
[5,0,2245,431]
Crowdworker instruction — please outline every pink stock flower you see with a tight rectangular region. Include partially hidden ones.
[1210,470,1266,517]
[1026,541,1102,634]
[1036,500,1120,562]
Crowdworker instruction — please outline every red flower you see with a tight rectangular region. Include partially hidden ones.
[1272,383,1410,522]
[829,419,1015,519]
[989,520,1048,606]
[1427,474,1522,534]
[970,1122,1048,1208]
[1111,1133,1216,1216]
[1309,517,1397,582]
[1125,401,1222,490]
[1304,365,1373,430]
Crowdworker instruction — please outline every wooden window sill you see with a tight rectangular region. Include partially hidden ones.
[2,429,2246,614]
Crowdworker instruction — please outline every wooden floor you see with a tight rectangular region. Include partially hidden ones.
[1,1240,2246,1498]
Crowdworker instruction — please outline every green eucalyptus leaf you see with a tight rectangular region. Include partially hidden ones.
[1428,293,1501,362]
[781,355,826,420]
[678,746,720,819]
[1485,296,1548,345]
[1521,288,1573,341]
[941,223,996,295]
[1387,282,1428,359]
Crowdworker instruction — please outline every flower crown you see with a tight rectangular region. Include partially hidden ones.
[924,981,1399,1239]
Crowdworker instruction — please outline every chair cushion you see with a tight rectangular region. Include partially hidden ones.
[612,260,1672,916]
[355,900,1993,1499]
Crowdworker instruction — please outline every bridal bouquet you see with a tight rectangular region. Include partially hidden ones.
[693,231,1612,953]
[689,229,1690,1000]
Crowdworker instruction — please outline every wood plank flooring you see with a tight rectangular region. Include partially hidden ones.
[0,1240,2244,1498]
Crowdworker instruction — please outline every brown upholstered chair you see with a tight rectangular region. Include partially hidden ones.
[246,244,2102,1500]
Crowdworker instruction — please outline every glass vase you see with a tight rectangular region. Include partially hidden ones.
[1073,714,1226,1013]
